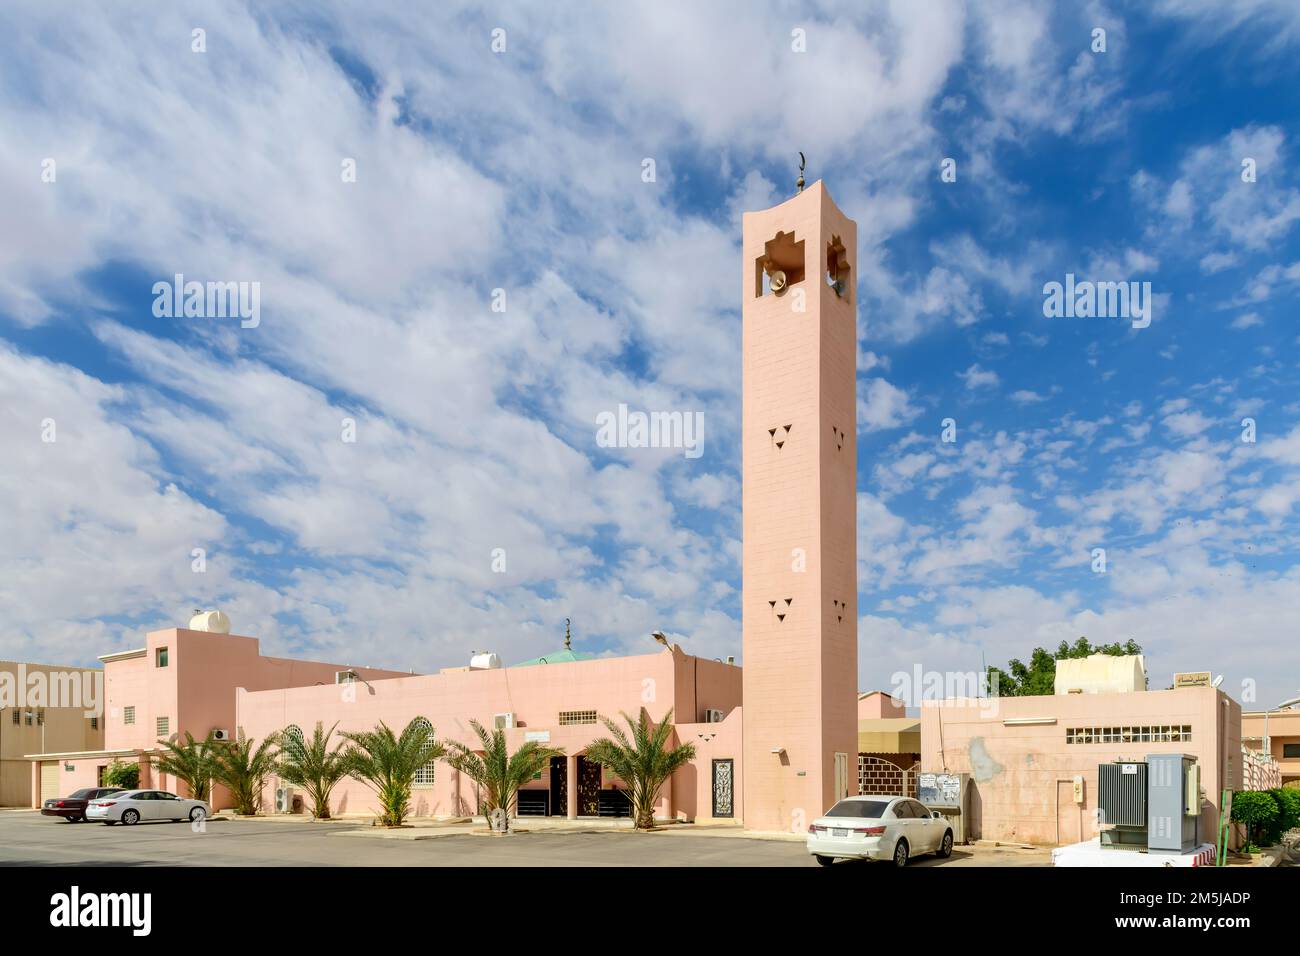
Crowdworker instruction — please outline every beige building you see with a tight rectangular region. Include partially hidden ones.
[1242,704,1300,786]
[1,661,103,806]
[921,668,1241,847]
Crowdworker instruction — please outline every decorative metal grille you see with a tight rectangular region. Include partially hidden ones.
[857,755,919,798]
[712,759,734,817]
[559,710,597,725]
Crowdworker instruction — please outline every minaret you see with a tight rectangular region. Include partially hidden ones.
[741,177,858,832]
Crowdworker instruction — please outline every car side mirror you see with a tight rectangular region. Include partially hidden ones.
[931,810,943,819]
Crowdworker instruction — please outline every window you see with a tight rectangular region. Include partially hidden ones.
[123,706,136,725]
[24,711,33,726]
[9,710,16,725]
[826,799,889,818]
[410,717,435,786]
[156,646,169,668]
[1066,724,1191,744]
[285,725,305,748]
[156,717,169,737]
[36,709,44,726]
[90,716,98,730]
[1284,743,1300,759]
[559,710,597,726]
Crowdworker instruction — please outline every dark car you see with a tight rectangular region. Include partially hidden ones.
[42,787,125,822]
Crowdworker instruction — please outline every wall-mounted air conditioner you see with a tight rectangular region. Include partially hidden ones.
[494,712,516,730]
[705,709,725,723]
[335,670,358,684]
[211,729,231,742]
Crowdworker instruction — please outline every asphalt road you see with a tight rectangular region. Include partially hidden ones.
[0,811,1040,867]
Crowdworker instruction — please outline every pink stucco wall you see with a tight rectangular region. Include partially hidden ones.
[235,647,743,819]
[920,686,1241,846]
[858,692,905,719]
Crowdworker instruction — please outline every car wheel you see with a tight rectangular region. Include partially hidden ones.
[121,809,140,825]
[189,806,206,822]
[938,830,953,858]
[814,855,834,867]
[69,814,83,823]
[893,838,910,868]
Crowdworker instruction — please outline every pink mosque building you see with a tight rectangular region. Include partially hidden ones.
[28,181,861,830]
[25,179,1249,845]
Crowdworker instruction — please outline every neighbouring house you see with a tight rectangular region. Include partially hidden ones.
[1,660,103,806]
[920,657,1242,847]
[856,691,921,797]
[25,619,408,805]
[1241,704,1300,787]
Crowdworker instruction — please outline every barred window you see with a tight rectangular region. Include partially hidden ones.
[156,716,170,737]
[559,710,597,726]
[411,717,436,786]
[11,710,18,725]
[1066,724,1191,744]
[90,716,99,730]
[124,706,136,725]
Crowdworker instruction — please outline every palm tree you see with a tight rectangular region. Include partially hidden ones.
[150,731,216,802]
[210,729,281,815]
[342,718,445,827]
[584,708,696,829]
[445,720,562,832]
[277,722,348,819]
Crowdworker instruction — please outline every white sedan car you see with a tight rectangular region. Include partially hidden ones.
[86,789,210,826]
[808,795,953,867]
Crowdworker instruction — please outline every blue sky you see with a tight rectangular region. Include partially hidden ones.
[2,1,1299,709]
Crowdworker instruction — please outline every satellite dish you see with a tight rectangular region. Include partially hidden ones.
[769,269,788,293]
[1211,674,1224,688]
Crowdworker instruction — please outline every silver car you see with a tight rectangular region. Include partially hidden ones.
[807,795,954,867]
[85,789,210,826]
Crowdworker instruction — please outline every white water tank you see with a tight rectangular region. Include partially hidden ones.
[469,651,502,670]
[189,610,231,634]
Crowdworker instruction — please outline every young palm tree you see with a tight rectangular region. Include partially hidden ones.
[210,730,281,815]
[342,718,445,827]
[277,722,348,819]
[445,720,562,832]
[150,731,216,802]
[584,709,696,829]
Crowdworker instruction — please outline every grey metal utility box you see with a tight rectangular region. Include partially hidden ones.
[1146,753,1199,853]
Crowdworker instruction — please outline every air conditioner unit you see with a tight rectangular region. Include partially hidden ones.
[275,786,294,814]
[494,712,516,730]
[211,729,231,742]
[335,670,358,684]
[705,709,725,723]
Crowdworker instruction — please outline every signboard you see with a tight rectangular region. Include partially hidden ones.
[917,773,963,806]
[524,731,551,743]
[1121,763,1138,775]
[1173,671,1212,688]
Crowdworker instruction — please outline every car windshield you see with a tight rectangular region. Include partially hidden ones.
[825,800,889,818]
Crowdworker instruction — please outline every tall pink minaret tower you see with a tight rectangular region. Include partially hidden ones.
[741,177,858,832]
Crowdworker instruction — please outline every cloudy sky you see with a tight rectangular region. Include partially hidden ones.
[2,1,1299,709]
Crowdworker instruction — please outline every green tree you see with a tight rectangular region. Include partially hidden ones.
[102,758,140,790]
[150,731,217,802]
[342,718,445,827]
[445,720,562,832]
[1231,790,1280,849]
[985,637,1144,697]
[1268,787,1300,841]
[583,708,696,829]
[277,722,349,820]
[210,730,281,815]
